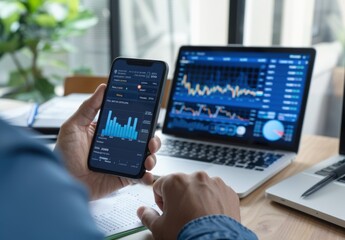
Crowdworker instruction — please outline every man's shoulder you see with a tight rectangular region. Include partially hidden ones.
[0,119,102,240]
[0,119,61,166]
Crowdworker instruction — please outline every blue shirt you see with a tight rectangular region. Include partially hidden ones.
[0,119,257,239]
[179,215,258,240]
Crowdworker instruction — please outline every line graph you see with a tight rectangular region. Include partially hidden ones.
[170,102,252,125]
[174,64,265,105]
[181,74,262,98]
[167,118,210,132]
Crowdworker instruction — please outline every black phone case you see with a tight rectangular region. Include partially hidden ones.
[87,57,168,178]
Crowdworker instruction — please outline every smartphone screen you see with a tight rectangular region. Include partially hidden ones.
[88,58,168,178]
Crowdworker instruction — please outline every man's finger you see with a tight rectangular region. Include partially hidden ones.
[137,206,160,230]
[148,136,161,153]
[140,172,154,185]
[70,84,106,126]
[144,154,156,171]
[152,177,165,210]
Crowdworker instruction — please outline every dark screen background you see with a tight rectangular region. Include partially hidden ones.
[164,49,313,151]
[89,59,164,176]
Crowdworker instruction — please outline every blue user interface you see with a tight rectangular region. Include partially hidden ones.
[89,59,164,175]
[165,49,312,147]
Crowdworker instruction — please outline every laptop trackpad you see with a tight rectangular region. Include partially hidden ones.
[153,155,212,176]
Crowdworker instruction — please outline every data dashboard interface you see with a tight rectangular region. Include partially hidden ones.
[89,59,165,176]
[164,48,315,150]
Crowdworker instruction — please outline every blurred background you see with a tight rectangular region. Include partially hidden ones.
[0,0,344,137]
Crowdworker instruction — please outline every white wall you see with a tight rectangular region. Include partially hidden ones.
[303,41,343,135]
[0,55,18,85]
[280,0,315,46]
[244,0,275,46]
[189,0,229,45]
[243,0,315,47]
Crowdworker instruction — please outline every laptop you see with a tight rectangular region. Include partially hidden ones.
[266,81,345,228]
[153,46,316,197]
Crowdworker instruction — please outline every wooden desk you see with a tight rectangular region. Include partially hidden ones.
[1,100,343,239]
[241,135,345,240]
[122,135,345,240]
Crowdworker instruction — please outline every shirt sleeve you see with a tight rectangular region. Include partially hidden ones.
[178,215,258,240]
[0,120,103,240]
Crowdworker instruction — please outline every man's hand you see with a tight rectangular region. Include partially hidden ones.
[137,172,240,239]
[54,84,161,199]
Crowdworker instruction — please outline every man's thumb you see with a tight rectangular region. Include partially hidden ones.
[69,84,106,126]
[137,206,160,230]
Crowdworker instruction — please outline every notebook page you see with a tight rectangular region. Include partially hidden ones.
[89,184,159,237]
[33,94,91,128]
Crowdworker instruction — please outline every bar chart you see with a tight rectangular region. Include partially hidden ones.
[101,110,139,140]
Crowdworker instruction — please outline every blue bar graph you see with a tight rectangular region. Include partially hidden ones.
[101,110,138,140]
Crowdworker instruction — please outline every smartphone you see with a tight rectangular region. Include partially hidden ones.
[88,58,168,178]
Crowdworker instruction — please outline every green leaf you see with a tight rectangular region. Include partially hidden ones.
[0,2,26,34]
[0,21,3,36]
[52,40,77,53]
[33,14,57,28]
[0,2,26,19]
[0,0,96,103]
[44,2,68,22]
[2,14,19,33]
[34,76,55,99]
[66,0,79,19]
[8,74,56,103]
[0,34,23,54]
[23,38,40,52]
[47,0,79,19]
[27,0,43,13]
[8,69,27,87]
[66,12,98,31]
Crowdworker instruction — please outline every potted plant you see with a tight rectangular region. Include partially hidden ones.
[0,0,97,102]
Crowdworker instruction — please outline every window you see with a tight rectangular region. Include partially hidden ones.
[111,0,230,77]
[243,0,345,137]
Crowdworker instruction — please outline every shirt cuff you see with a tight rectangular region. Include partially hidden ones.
[178,215,258,240]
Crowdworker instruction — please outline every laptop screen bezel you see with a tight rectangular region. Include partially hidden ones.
[339,73,345,155]
[162,45,316,153]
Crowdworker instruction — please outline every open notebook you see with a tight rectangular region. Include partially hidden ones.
[2,94,90,134]
[89,184,159,239]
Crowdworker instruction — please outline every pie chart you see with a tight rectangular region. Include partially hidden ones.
[262,120,285,141]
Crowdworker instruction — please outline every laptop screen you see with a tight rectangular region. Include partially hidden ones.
[163,46,316,152]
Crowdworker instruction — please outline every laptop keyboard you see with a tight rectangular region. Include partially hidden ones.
[315,159,345,183]
[158,139,284,171]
